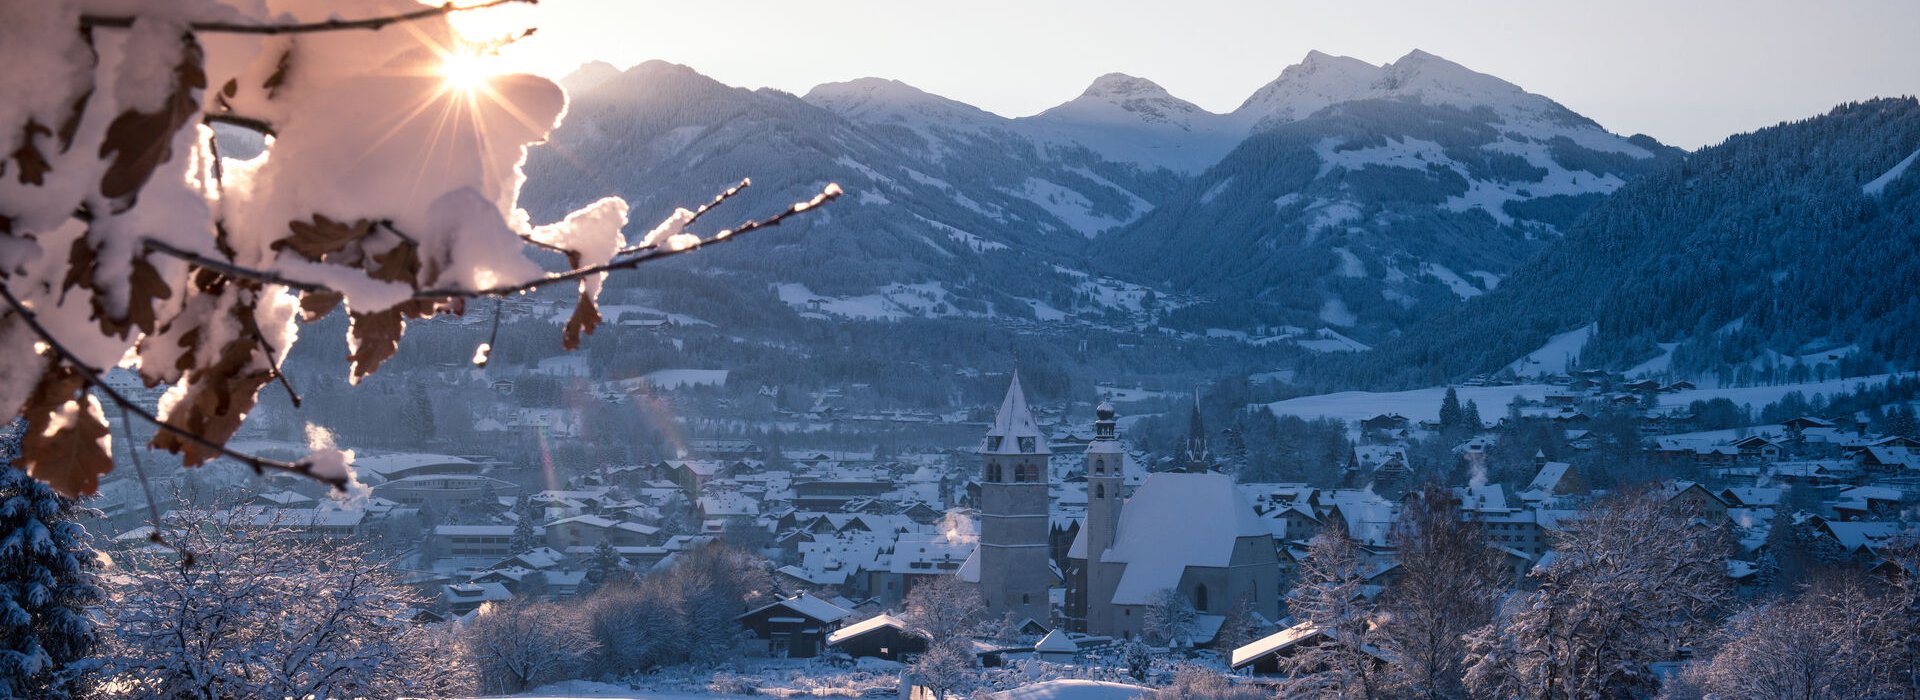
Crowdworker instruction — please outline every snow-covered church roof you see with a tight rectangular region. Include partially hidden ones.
[985,372,1049,455]
[1098,471,1269,605]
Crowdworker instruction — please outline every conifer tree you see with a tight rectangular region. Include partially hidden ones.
[0,420,103,699]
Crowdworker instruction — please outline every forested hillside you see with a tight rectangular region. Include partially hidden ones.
[1306,98,1920,388]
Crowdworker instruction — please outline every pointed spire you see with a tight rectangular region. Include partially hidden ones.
[985,371,1048,455]
[1184,390,1211,473]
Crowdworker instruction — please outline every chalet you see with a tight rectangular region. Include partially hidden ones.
[1730,435,1783,463]
[1783,416,1837,432]
[1230,622,1387,676]
[1855,446,1919,474]
[735,593,854,658]
[825,614,928,661]
[1032,629,1080,663]
[543,515,664,549]
[1663,381,1697,392]
[1358,414,1410,433]
[443,581,512,616]
[1666,482,1730,521]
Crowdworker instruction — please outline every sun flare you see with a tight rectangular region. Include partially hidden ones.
[439,50,497,92]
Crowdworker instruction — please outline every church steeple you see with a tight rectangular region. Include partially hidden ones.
[1183,391,1211,473]
[984,371,1049,457]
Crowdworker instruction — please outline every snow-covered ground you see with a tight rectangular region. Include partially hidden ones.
[1506,323,1596,376]
[1265,372,1916,427]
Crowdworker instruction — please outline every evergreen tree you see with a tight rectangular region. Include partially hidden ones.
[406,382,438,442]
[510,496,537,554]
[579,541,624,596]
[1461,399,1483,432]
[1438,387,1465,434]
[0,421,103,699]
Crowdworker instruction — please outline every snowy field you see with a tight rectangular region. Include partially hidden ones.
[1265,372,1916,426]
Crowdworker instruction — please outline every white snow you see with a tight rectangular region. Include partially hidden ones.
[1864,148,1920,196]
[1424,263,1486,299]
[1627,342,1682,377]
[988,679,1153,700]
[1332,247,1366,278]
[1505,323,1597,376]
[1009,177,1128,237]
[1319,298,1357,327]
[1099,472,1268,604]
[1266,373,1918,429]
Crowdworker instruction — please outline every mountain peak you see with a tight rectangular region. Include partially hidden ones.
[1081,73,1173,100]
[560,60,621,94]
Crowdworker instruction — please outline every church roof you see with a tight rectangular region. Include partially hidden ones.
[1099,472,1269,605]
[985,372,1049,455]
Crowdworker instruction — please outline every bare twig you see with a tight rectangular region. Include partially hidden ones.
[81,0,537,35]
[0,284,348,491]
[251,321,302,409]
[141,238,329,293]
[108,393,194,566]
[136,182,844,302]
[420,183,843,298]
[617,178,753,256]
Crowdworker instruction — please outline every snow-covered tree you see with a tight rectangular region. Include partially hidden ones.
[1378,485,1503,700]
[1143,587,1198,647]
[1213,593,1263,655]
[577,539,624,596]
[1462,490,1730,700]
[1685,575,1907,700]
[464,599,597,695]
[903,576,987,647]
[1157,664,1269,699]
[0,2,840,497]
[95,503,468,698]
[0,420,102,699]
[1283,532,1385,700]
[907,639,975,700]
[510,494,538,553]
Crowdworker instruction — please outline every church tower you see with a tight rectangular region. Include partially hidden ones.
[1084,399,1127,635]
[977,372,1052,624]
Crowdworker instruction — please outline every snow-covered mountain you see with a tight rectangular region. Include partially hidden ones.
[1016,73,1242,175]
[519,51,1679,360]
[1096,50,1681,343]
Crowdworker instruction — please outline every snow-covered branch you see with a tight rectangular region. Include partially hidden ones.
[0,1,843,496]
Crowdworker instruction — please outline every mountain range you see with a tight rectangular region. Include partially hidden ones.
[515,50,1919,389]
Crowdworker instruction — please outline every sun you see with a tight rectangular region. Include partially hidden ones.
[440,49,498,92]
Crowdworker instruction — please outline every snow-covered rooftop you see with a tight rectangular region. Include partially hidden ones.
[1100,472,1269,605]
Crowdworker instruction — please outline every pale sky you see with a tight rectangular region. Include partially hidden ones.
[459,0,1920,149]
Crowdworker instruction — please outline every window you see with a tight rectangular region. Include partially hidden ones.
[986,463,1002,482]
[988,436,1003,452]
[1023,594,1030,604]
[1194,584,1209,611]
[1094,484,1104,498]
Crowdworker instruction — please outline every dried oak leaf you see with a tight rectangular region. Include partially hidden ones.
[562,290,600,350]
[16,365,113,497]
[149,292,272,466]
[346,309,403,382]
[97,33,205,211]
[65,232,172,337]
[274,216,374,262]
[298,289,342,322]
[10,121,52,186]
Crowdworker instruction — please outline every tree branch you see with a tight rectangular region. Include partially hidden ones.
[0,284,348,491]
[81,0,537,35]
[421,182,843,298]
[205,113,277,138]
[617,178,752,256]
[136,182,844,302]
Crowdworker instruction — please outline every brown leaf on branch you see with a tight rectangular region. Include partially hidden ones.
[299,289,341,322]
[347,309,403,382]
[10,121,53,186]
[65,233,173,337]
[150,289,273,466]
[97,32,205,211]
[562,290,599,351]
[274,215,373,261]
[16,365,114,497]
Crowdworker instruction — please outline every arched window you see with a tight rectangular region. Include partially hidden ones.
[1093,483,1104,498]
[986,463,1002,482]
[1092,457,1104,474]
[1193,584,1209,611]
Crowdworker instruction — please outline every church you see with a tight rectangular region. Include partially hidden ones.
[966,373,1281,642]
